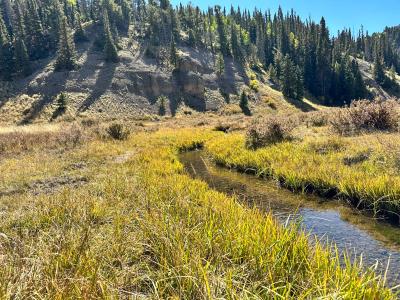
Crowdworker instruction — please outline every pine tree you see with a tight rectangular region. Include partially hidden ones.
[295,66,304,100]
[188,28,195,47]
[316,17,332,99]
[216,52,224,77]
[158,95,167,116]
[214,5,230,56]
[1,0,13,33]
[103,9,119,62]
[373,50,386,85]
[74,12,88,42]
[230,22,243,63]
[281,55,297,99]
[170,35,178,67]
[0,13,13,80]
[25,0,48,59]
[14,38,31,76]
[239,90,251,115]
[54,15,77,71]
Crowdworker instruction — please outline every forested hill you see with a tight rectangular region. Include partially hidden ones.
[0,0,400,111]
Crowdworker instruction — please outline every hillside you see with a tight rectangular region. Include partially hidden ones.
[1,0,400,125]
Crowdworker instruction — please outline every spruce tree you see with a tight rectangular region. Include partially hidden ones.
[281,55,296,99]
[0,13,13,80]
[214,5,230,56]
[74,12,88,42]
[373,50,386,85]
[103,9,119,62]
[13,3,31,76]
[239,90,251,115]
[316,17,331,100]
[216,52,224,77]
[230,22,243,63]
[14,38,31,76]
[188,28,195,47]
[170,35,178,67]
[295,66,304,100]
[54,15,77,71]
[25,0,47,59]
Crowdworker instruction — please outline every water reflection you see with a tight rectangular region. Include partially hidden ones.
[180,150,400,288]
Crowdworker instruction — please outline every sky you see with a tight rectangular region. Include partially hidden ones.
[170,0,400,35]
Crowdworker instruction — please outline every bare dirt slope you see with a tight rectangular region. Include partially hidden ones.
[0,23,249,124]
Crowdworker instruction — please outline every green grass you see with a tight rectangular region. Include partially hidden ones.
[205,132,400,221]
[0,128,396,298]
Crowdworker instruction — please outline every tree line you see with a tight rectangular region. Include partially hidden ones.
[1,0,399,105]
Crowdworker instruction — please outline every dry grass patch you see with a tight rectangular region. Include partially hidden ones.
[0,128,395,298]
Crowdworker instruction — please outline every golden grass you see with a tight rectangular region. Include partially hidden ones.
[206,132,400,221]
[0,128,396,298]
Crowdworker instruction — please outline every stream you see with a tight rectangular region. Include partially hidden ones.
[180,150,400,289]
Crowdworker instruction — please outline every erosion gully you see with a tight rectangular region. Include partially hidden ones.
[180,150,400,290]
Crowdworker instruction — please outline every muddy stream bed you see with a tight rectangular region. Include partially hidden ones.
[180,150,400,290]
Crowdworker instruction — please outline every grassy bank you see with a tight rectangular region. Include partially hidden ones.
[206,132,400,223]
[0,127,396,298]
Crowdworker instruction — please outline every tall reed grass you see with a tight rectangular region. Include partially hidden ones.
[0,128,395,298]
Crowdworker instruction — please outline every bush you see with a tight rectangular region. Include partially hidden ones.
[305,111,329,127]
[106,123,130,140]
[330,99,399,135]
[220,104,242,116]
[157,96,167,116]
[246,116,295,149]
[249,79,259,92]
[239,91,251,116]
[51,93,68,121]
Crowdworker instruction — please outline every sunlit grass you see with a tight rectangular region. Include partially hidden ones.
[0,128,396,298]
[206,132,400,220]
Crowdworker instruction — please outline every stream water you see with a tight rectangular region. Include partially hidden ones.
[180,150,400,289]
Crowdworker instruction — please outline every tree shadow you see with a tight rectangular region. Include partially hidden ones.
[284,96,316,112]
[217,56,249,100]
[168,95,182,116]
[78,62,117,112]
[241,105,252,116]
[183,96,206,112]
[20,71,69,124]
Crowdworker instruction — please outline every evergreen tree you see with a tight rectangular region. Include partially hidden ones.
[158,95,167,116]
[0,13,13,80]
[14,38,31,76]
[239,90,251,115]
[230,22,243,63]
[281,55,297,99]
[25,0,48,59]
[351,60,367,99]
[316,17,331,98]
[74,12,88,42]
[295,66,304,100]
[216,52,224,77]
[1,0,13,33]
[103,9,119,62]
[188,28,195,47]
[54,14,77,71]
[214,5,230,56]
[373,50,386,85]
[170,35,178,67]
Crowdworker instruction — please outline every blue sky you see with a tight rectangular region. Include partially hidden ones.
[171,0,400,35]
